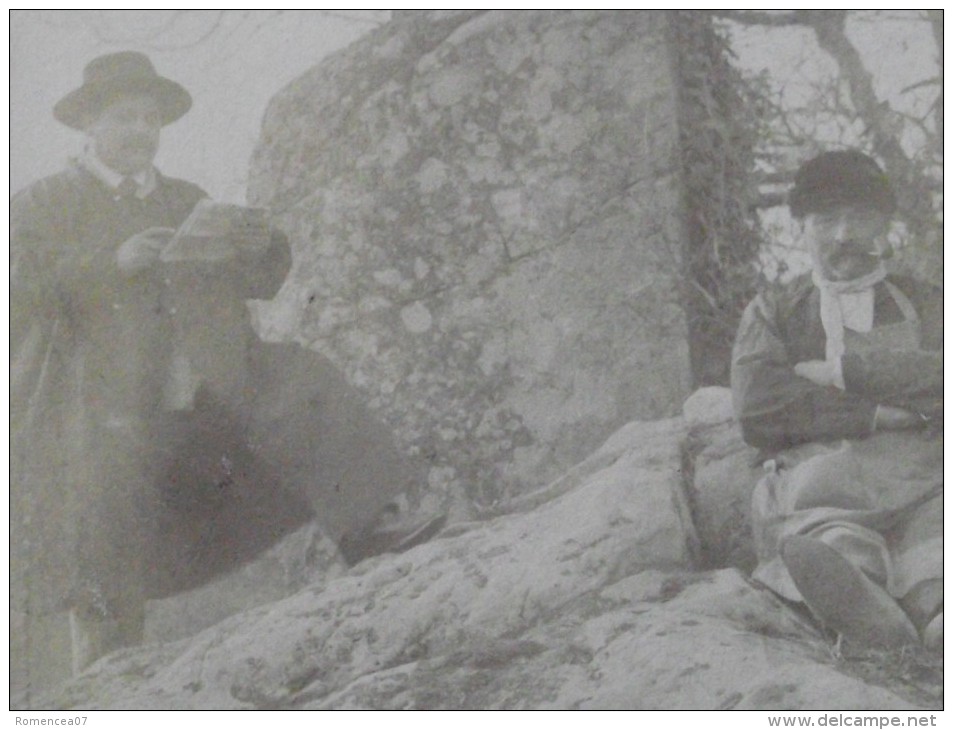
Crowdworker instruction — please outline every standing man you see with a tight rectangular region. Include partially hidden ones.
[10,51,291,693]
[731,150,942,652]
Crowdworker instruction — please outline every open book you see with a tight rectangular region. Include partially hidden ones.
[160,199,271,263]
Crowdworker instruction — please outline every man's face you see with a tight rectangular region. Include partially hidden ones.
[86,94,161,175]
[803,205,890,282]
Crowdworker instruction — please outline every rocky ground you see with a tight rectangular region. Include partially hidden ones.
[24,389,942,710]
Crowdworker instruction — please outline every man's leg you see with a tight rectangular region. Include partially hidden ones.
[71,428,150,675]
[781,523,918,649]
[892,495,943,649]
[69,594,145,675]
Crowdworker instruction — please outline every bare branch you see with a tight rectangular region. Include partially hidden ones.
[801,10,937,238]
[899,77,941,95]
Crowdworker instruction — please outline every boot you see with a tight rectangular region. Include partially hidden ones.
[338,503,447,566]
[781,535,918,650]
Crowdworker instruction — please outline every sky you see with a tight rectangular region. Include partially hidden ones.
[11,11,938,206]
[10,10,389,203]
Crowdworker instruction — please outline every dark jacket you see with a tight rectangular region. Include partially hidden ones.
[10,162,291,611]
[11,163,207,420]
[730,273,942,452]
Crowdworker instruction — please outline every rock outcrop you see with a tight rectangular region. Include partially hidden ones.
[19,12,943,711]
[683,387,763,572]
[248,10,692,511]
[29,396,941,710]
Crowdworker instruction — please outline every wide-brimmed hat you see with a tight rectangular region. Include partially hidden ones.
[788,150,896,219]
[54,51,192,130]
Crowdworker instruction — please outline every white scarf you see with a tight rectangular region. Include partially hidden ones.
[812,263,887,362]
[76,152,157,199]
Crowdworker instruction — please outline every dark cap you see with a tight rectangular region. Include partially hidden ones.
[788,150,896,219]
[53,51,192,131]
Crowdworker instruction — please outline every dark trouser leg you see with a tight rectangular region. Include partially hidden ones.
[71,424,149,674]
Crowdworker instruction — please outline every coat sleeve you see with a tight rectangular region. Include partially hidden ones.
[12,177,141,319]
[234,228,292,300]
[841,283,943,417]
[9,180,102,416]
[185,226,291,301]
[730,289,878,451]
[10,182,67,340]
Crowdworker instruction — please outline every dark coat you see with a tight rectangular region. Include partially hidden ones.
[730,273,942,453]
[10,163,299,608]
[11,161,423,695]
[11,163,209,617]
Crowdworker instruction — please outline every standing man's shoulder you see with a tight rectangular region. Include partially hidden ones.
[12,165,91,210]
[10,165,102,235]
[150,173,211,228]
[154,172,209,207]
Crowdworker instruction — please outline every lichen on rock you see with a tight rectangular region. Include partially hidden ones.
[32,402,940,710]
[249,10,692,511]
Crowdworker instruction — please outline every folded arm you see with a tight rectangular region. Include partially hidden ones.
[730,293,878,451]
[842,347,942,417]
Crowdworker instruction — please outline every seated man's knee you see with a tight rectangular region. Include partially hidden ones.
[807,522,889,585]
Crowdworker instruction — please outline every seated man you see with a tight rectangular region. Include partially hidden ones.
[731,150,942,651]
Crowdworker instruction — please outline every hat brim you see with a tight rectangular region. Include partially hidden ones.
[54,76,192,130]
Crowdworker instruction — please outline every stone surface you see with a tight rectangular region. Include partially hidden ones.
[145,521,344,645]
[248,10,692,510]
[683,386,763,571]
[24,412,940,711]
[682,385,737,429]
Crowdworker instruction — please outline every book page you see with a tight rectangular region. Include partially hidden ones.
[160,199,270,262]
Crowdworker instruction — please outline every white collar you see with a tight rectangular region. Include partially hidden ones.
[78,152,157,199]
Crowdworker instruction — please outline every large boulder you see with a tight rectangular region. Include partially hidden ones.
[248,10,692,510]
